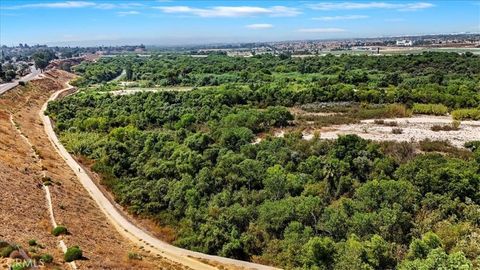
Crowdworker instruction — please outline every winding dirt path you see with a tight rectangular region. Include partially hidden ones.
[41,86,279,270]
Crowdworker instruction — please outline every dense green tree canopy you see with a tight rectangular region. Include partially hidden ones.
[48,52,480,269]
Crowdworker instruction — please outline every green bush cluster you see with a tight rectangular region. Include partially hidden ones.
[452,108,480,120]
[412,103,448,115]
[64,246,82,262]
[40,253,54,263]
[0,245,14,257]
[52,225,68,236]
[10,262,29,270]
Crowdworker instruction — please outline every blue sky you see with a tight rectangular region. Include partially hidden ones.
[1,1,479,46]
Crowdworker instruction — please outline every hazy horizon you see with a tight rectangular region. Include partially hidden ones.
[1,0,479,46]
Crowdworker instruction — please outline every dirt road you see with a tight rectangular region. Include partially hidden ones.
[41,86,279,270]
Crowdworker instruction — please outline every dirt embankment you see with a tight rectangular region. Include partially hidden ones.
[0,70,191,269]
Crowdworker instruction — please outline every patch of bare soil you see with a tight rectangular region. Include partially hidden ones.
[255,114,480,150]
[316,116,480,147]
[0,70,191,269]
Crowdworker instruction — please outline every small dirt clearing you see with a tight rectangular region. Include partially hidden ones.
[310,115,480,147]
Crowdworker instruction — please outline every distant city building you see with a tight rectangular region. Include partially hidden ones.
[396,40,413,46]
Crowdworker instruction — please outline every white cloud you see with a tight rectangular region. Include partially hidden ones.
[95,3,144,10]
[313,15,369,21]
[154,5,300,17]
[298,28,346,33]
[4,1,95,9]
[308,2,434,11]
[246,24,274,29]
[3,1,143,10]
[117,11,140,16]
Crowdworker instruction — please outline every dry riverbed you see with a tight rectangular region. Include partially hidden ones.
[263,115,480,147]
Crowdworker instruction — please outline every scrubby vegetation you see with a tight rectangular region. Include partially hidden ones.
[412,103,449,115]
[374,119,398,126]
[452,108,480,120]
[0,242,15,257]
[47,52,480,269]
[74,52,480,108]
[52,225,68,236]
[64,246,82,262]
[391,128,403,134]
[296,103,410,127]
[430,121,461,131]
[128,252,142,260]
[40,253,53,263]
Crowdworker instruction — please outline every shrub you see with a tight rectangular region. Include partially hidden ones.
[0,241,9,248]
[451,108,480,120]
[128,252,142,260]
[374,119,398,126]
[41,176,52,183]
[464,141,480,151]
[419,139,451,152]
[0,245,14,257]
[10,262,28,270]
[392,128,403,134]
[430,121,460,132]
[52,225,68,236]
[385,104,412,118]
[41,253,54,263]
[28,239,37,246]
[412,103,448,115]
[419,139,473,159]
[379,141,416,163]
[358,104,411,119]
[64,246,82,262]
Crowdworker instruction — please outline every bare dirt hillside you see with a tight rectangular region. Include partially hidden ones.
[0,70,192,269]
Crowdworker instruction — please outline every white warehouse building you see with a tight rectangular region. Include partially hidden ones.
[396,40,413,46]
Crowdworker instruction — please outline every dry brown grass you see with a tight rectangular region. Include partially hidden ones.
[0,107,65,268]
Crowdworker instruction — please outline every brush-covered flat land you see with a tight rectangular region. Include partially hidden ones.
[47,52,480,269]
